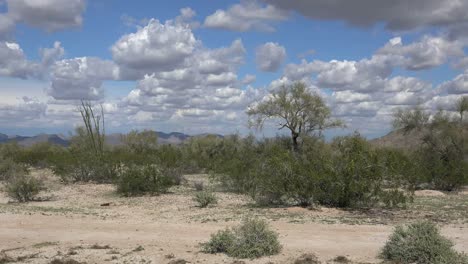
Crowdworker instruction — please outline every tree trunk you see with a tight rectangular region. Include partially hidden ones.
[292,132,299,152]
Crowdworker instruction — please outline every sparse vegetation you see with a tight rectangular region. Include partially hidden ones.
[381,221,468,264]
[116,164,174,196]
[5,173,45,202]
[194,191,217,208]
[202,219,281,259]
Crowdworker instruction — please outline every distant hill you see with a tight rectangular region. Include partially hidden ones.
[105,131,192,146]
[0,133,69,147]
[0,131,222,147]
[369,128,426,149]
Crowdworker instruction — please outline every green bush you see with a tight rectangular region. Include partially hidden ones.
[0,158,29,181]
[116,164,174,196]
[5,174,45,202]
[381,221,468,264]
[318,135,410,208]
[194,191,217,208]
[201,229,236,254]
[209,134,411,208]
[201,219,281,259]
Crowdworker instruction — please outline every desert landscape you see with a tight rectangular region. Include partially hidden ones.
[1,170,467,264]
[2,1,468,264]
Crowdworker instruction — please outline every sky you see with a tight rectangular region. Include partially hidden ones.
[0,0,468,138]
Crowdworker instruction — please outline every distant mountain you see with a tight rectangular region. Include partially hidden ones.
[0,131,223,147]
[0,133,8,142]
[105,131,191,146]
[0,133,69,147]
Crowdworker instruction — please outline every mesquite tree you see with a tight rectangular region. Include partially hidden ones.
[247,82,342,151]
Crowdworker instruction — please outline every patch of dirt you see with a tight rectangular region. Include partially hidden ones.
[0,171,467,263]
[415,190,446,197]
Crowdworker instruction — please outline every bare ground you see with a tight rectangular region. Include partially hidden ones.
[0,170,467,264]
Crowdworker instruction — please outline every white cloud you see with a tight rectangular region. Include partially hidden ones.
[439,71,468,94]
[0,41,38,78]
[204,1,288,32]
[111,18,197,77]
[378,36,464,70]
[242,74,256,85]
[40,41,64,67]
[48,57,118,100]
[6,0,86,32]
[0,96,46,123]
[256,42,286,72]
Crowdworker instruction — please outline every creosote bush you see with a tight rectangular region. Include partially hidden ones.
[381,221,468,264]
[0,158,29,181]
[210,134,412,208]
[201,219,281,259]
[194,191,217,208]
[5,174,45,202]
[116,164,174,196]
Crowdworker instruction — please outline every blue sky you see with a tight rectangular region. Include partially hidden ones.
[0,0,467,138]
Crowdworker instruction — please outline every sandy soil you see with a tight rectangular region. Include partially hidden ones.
[0,171,467,264]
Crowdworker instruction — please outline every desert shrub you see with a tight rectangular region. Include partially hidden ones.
[318,134,410,208]
[381,221,468,264]
[0,158,28,181]
[393,103,468,191]
[210,134,411,208]
[193,181,204,191]
[116,164,174,196]
[5,174,45,202]
[201,229,236,254]
[15,142,66,168]
[183,135,224,171]
[194,191,217,208]
[121,130,158,155]
[201,219,281,259]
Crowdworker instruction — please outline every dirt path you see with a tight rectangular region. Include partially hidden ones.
[1,213,467,263]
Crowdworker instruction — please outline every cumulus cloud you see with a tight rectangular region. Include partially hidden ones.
[265,0,468,31]
[120,37,265,129]
[204,0,288,32]
[6,0,86,32]
[112,18,198,78]
[0,41,38,78]
[439,71,468,95]
[40,41,64,66]
[377,36,464,70]
[0,96,46,123]
[256,42,286,72]
[48,57,118,100]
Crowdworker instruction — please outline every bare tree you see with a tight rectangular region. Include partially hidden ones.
[247,82,342,150]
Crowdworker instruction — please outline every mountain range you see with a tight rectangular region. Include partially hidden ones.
[0,131,211,147]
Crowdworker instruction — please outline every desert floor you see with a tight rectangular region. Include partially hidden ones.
[0,170,467,264]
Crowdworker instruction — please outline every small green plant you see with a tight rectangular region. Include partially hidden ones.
[381,221,468,264]
[201,219,281,259]
[194,191,217,208]
[5,174,45,202]
[116,164,174,196]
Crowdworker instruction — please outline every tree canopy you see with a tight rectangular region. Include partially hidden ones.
[247,82,342,150]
